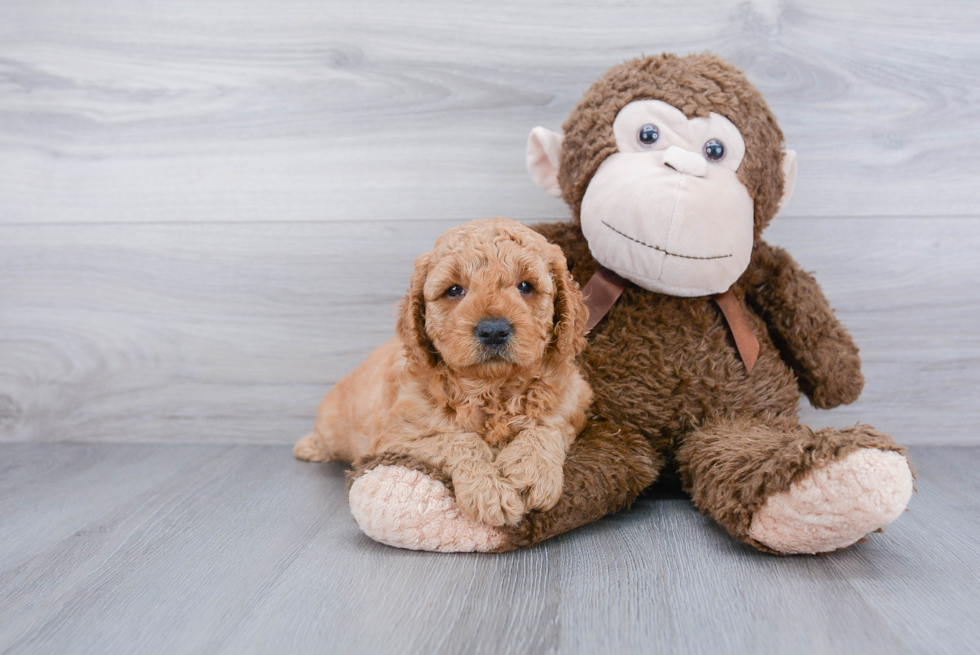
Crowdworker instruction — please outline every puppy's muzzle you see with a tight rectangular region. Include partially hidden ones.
[475,317,512,347]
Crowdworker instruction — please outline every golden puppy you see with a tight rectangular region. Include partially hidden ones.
[294,218,592,526]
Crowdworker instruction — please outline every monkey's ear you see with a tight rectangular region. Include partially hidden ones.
[776,149,798,215]
[527,127,564,198]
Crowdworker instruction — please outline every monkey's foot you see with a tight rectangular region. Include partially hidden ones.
[748,448,913,554]
[348,465,507,552]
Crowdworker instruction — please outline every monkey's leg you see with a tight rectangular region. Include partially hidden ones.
[497,421,661,551]
[676,416,914,554]
[346,421,661,553]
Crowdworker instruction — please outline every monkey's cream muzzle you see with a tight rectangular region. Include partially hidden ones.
[580,148,754,297]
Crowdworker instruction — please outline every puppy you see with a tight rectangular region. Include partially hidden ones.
[294,218,592,526]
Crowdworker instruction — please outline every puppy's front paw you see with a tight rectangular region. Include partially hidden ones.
[496,448,564,512]
[453,473,525,527]
[525,472,564,512]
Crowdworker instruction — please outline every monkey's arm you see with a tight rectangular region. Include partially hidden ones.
[743,240,864,409]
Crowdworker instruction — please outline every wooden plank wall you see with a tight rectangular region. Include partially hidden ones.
[2,0,978,445]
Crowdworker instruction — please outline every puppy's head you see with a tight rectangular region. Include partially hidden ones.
[397,218,587,379]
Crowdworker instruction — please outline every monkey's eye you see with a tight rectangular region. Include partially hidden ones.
[637,124,660,147]
[445,285,466,298]
[703,139,726,162]
[517,281,533,295]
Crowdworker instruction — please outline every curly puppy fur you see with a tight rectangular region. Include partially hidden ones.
[350,53,909,552]
[296,218,592,527]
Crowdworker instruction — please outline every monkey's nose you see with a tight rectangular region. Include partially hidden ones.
[475,317,512,346]
[663,146,707,177]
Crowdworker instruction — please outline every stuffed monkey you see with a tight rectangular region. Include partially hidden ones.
[346,53,914,555]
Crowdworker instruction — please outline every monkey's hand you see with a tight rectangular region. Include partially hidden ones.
[796,335,865,409]
[495,427,566,512]
[744,240,864,409]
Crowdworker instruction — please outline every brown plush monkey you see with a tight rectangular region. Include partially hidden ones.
[346,53,914,555]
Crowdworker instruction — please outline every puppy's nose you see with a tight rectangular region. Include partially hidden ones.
[475,318,512,346]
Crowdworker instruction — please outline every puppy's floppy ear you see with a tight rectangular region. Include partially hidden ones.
[397,252,439,367]
[546,244,588,361]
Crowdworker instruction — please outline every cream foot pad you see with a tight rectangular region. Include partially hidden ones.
[748,448,914,554]
[348,465,507,553]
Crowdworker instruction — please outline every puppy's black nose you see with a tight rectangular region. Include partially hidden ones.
[475,318,512,346]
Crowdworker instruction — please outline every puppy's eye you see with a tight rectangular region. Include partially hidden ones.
[517,281,533,294]
[445,285,465,298]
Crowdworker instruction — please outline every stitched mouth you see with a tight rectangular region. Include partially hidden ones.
[602,221,732,261]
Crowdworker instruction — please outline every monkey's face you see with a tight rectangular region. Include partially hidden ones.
[528,57,798,298]
[579,100,754,297]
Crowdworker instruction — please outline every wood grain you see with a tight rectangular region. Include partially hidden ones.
[1,0,978,224]
[0,443,977,654]
[1,216,977,446]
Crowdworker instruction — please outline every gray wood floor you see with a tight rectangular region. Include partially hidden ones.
[0,443,977,655]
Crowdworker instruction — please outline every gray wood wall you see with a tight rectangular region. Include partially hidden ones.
[2,0,978,446]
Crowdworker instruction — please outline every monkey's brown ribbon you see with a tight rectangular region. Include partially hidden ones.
[711,287,759,373]
[582,267,628,332]
[582,268,758,373]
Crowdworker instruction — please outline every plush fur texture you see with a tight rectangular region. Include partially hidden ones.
[347,54,913,554]
[297,218,592,527]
